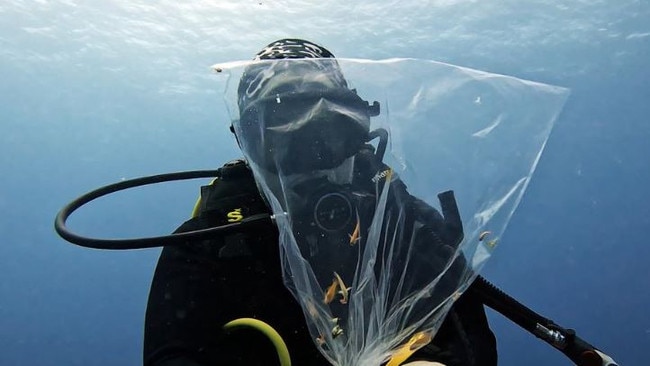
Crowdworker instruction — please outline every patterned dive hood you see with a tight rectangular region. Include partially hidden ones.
[253,38,337,60]
[237,39,349,114]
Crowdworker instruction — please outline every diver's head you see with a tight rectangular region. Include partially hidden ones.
[232,39,374,175]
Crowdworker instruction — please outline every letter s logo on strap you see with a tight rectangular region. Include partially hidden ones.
[227,208,244,222]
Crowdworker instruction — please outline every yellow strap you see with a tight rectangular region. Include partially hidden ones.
[190,178,219,218]
[223,318,291,366]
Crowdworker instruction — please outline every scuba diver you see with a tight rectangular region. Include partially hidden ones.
[54,39,618,366]
[142,39,497,366]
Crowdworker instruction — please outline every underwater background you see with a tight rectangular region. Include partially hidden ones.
[1,1,648,365]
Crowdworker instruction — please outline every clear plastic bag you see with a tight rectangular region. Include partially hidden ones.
[213,58,569,366]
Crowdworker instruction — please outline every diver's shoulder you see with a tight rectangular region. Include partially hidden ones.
[218,158,253,180]
[223,158,247,168]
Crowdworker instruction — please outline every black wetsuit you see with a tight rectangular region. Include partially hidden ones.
[143,158,497,366]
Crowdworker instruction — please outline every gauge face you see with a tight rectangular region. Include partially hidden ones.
[314,192,352,231]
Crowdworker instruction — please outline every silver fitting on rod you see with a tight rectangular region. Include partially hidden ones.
[534,323,567,349]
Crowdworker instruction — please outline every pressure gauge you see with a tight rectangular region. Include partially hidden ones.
[313,192,352,231]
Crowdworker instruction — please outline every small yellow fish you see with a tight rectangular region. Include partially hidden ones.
[323,277,339,304]
[331,324,344,338]
[408,331,433,351]
[333,272,352,304]
[486,239,498,249]
[479,231,491,241]
[316,335,326,346]
[348,210,361,245]
[386,331,433,366]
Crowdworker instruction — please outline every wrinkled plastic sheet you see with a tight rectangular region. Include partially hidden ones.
[214,58,569,366]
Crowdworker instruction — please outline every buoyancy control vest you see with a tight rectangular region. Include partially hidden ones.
[185,158,279,259]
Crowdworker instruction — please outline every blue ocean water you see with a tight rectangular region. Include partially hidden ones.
[1,1,648,365]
